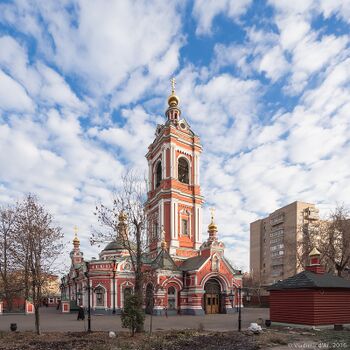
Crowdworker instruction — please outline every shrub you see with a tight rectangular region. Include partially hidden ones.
[121,294,145,336]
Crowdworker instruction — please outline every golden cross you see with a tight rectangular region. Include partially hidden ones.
[74,225,78,236]
[170,77,176,94]
[209,207,215,222]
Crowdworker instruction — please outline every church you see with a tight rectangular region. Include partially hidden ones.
[61,81,242,315]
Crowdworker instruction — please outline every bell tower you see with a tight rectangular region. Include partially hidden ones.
[70,226,84,265]
[145,79,204,260]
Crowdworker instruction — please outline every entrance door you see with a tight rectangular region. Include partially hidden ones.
[205,293,219,314]
[204,279,221,314]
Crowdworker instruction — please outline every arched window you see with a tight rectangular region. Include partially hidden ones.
[168,286,176,310]
[95,286,105,307]
[156,162,162,188]
[178,158,189,184]
[153,221,158,239]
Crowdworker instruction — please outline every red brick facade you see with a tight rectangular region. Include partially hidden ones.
[61,84,242,315]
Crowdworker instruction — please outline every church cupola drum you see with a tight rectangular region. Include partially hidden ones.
[145,78,204,260]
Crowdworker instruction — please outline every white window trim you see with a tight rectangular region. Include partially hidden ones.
[120,281,134,309]
[176,155,192,185]
[93,284,107,309]
[167,286,177,310]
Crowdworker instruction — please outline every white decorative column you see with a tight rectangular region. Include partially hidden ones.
[162,147,166,178]
[194,204,202,249]
[172,146,176,178]
[148,160,152,190]
[170,200,179,254]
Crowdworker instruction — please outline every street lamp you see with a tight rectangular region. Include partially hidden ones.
[84,261,92,332]
[229,288,242,332]
[112,259,117,314]
[238,287,242,332]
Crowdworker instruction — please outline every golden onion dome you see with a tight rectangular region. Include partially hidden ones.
[168,93,179,107]
[208,222,218,231]
[73,234,80,244]
[208,207,218,231]
[167,77,180,107]
[73,226,80,244]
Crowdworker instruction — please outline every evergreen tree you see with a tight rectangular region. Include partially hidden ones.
[121,294,145,336]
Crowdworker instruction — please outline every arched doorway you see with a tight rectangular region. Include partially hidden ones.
[204,279,221,314]
[167,286,177,311]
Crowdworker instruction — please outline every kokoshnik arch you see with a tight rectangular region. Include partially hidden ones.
[61,80,243,315]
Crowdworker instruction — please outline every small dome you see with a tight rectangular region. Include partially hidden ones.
[208,222,218,231]
[73,234,80,244]
[103,237,125,251]
[168,94,179,107]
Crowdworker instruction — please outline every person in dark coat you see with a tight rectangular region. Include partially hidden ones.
[77,306,85,320]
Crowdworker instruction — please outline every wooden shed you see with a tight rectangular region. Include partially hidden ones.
[268,249,350,327]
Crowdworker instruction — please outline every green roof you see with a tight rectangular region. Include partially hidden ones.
[268,270,350,290]
[102,237,137,251]
[180,255,208,271]
[151,249,178,270]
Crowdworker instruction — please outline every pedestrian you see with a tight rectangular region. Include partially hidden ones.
[164,307,168,318]
[77,305,85,320]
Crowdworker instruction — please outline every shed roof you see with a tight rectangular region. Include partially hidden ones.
[268,270,350,290]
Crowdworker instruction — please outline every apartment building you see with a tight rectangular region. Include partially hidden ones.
[250,201,319,285]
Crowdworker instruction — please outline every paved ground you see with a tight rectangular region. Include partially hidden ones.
[0,307,269,332]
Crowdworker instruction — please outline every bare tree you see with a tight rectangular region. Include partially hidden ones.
[297,205,350,276]
[0,204,19,311]
[92,171,148,332]
[321,206,350,276]
[243,273,265,306]
[12,194,63,335]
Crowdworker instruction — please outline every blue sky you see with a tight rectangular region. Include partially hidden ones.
[1,0,350,270]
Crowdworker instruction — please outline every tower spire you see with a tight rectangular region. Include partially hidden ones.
[73,225,80,246]
[171,77,176,94]
[166,77,181,121]
[208,208,218,242]
[71,225,83,264]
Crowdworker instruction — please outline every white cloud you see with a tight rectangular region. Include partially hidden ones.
[1,0,350,273]
[36,63,87,111]
[213,29,289,82]
[0,35,86,113]
[193,0,252,35]
[286,34,349,94]
[0,69,34,112]
[90,106,158,169]
[259,45,289,82]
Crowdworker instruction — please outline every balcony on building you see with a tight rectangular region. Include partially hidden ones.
[270,213,285,226]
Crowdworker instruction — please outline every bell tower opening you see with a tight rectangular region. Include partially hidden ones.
[156,161,162,188]
[178,157,189,184]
